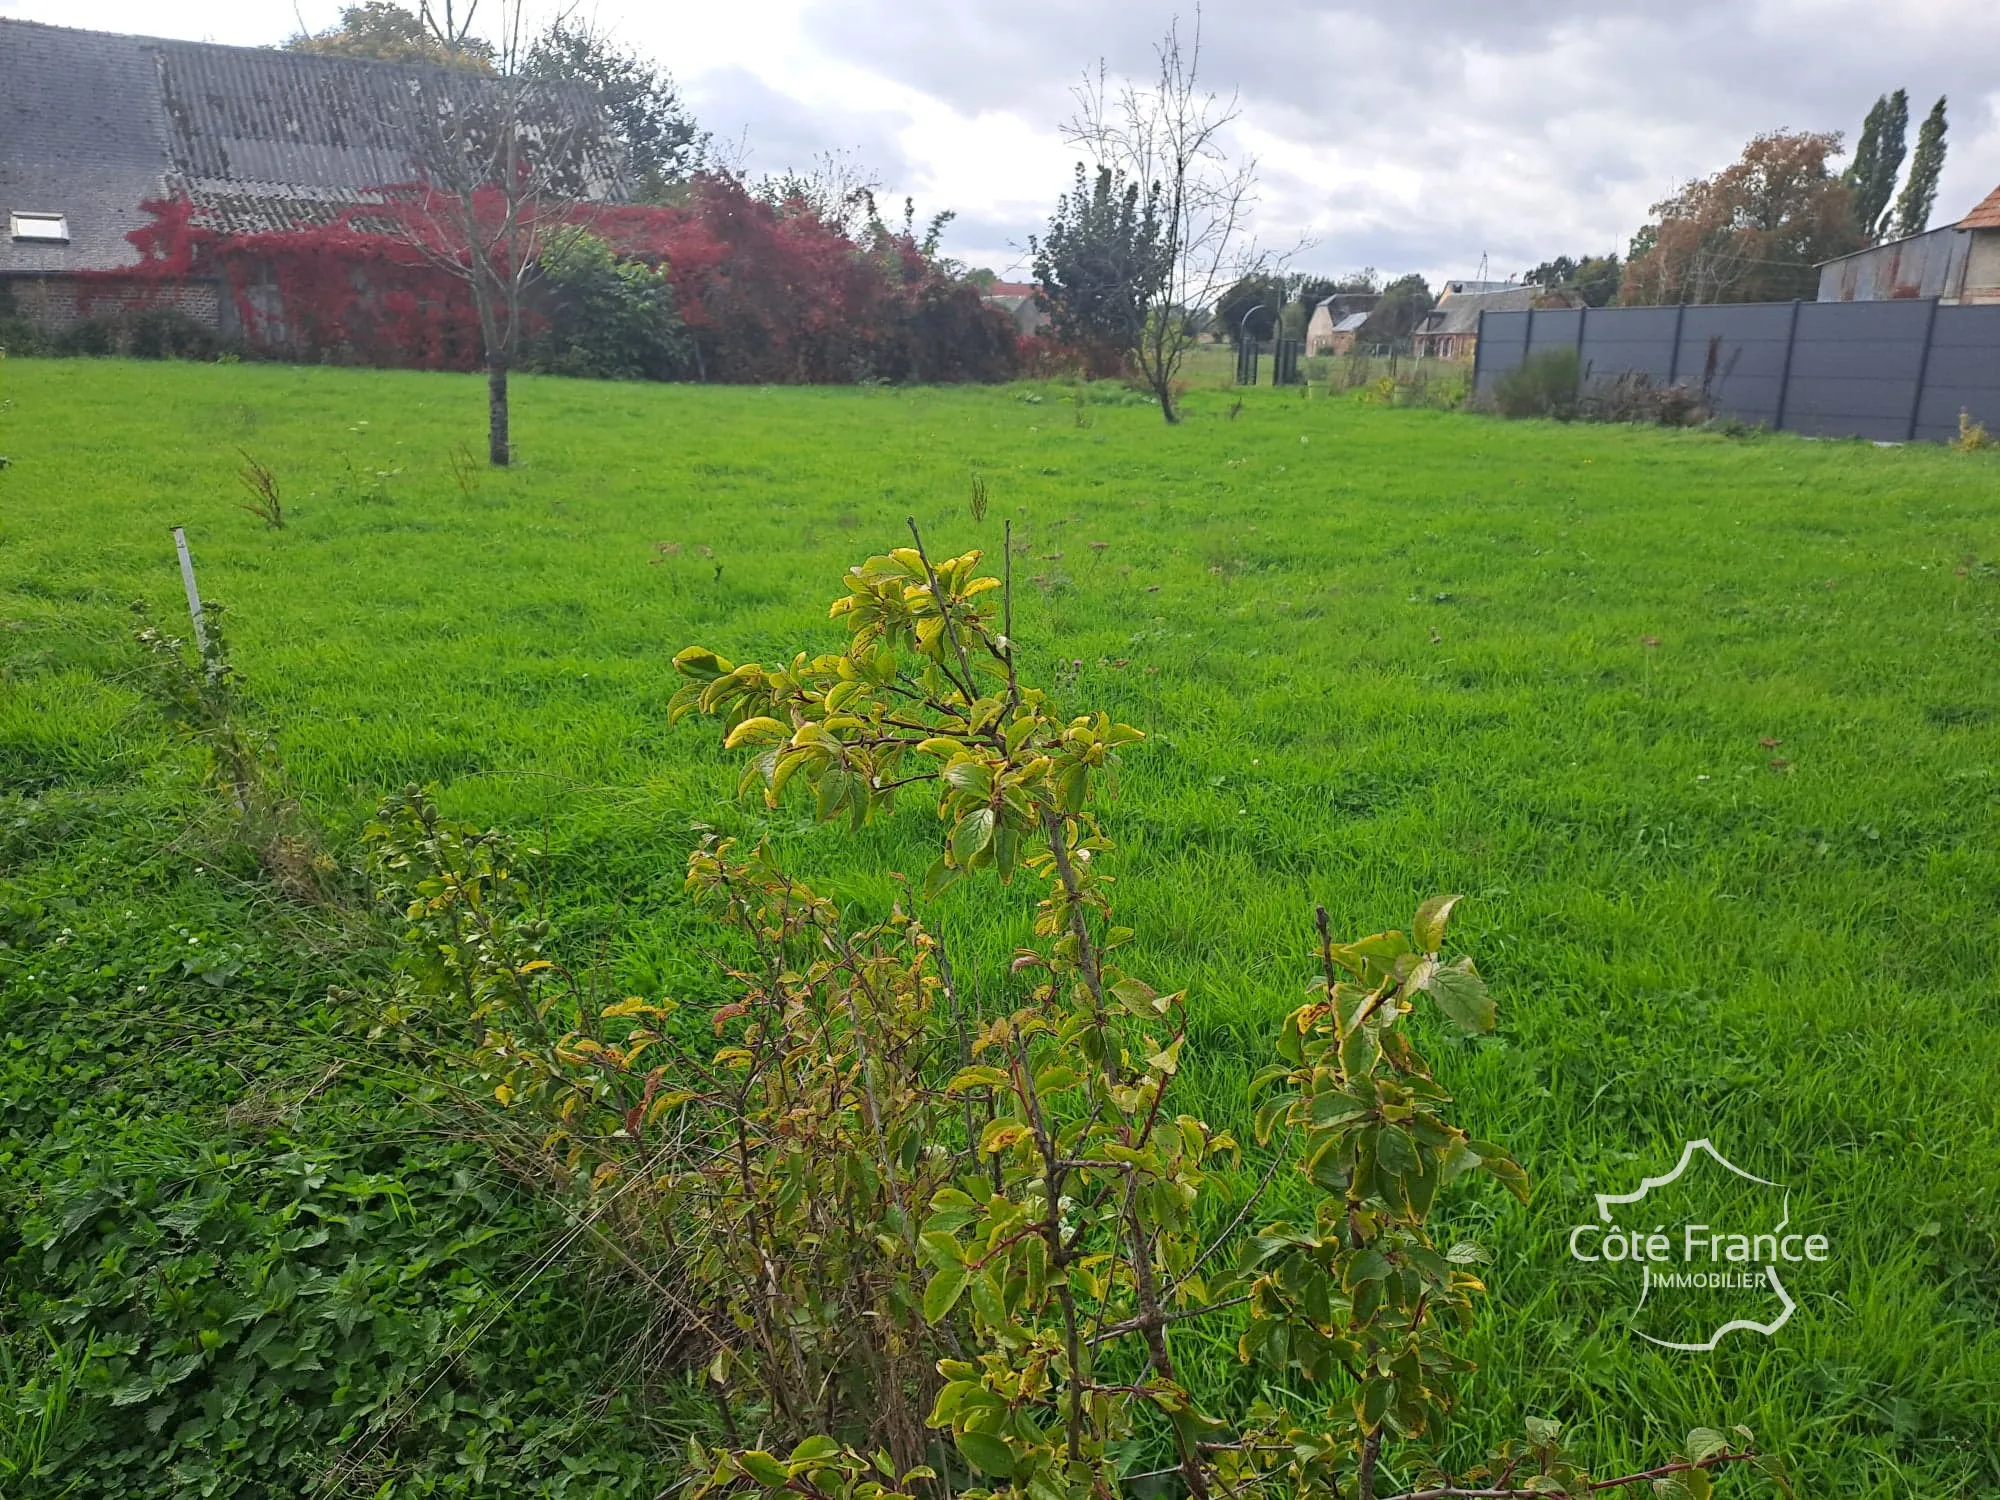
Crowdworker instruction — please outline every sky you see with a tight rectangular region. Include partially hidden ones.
[7,0,2000,286]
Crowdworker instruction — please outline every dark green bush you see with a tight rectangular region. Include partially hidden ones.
[125,306,223,361]
[526,230,691,381]
[54,318,118,358]
[1491,347,1581,419]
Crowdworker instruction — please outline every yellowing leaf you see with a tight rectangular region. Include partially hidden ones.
[723,716,789,750]
[1413,892,1463,953]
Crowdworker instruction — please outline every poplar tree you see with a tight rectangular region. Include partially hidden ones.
[1889,97,1948,240]
[1845,89,1909,241]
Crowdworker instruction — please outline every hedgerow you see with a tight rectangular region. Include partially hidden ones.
[110,177,1020,384]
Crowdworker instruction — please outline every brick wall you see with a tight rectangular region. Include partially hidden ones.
[0,274,225,333]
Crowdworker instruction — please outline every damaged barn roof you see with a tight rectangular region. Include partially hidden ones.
[0,17,625,275]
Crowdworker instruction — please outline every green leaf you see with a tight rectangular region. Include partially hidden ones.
[1110,976,1160,1012]
[951,808,996,864]
[1033,1064,1079,1094]
[1253,1097,1290,1147]
[923,855,964,900]
[738,1451,790,1488]
[1374,1124,1418,1177]
[1345,1249,1391,1287]
[1412,893,1463,952]
[1340,1023,1380,1079]
[1684,1427,1730,1463]
[1422,959,1497,1034]
[943,759,993,797]
[817,765,851,822]
[919,1231,966,1267]
[923,1264,969,1324]
[673,646,734,681]
[1479,1151,1532,1204]
[955,1430,1016,1477]
[790,1436,843,1464]
[1525,1415,1562,1448]
[994,824,1019,881]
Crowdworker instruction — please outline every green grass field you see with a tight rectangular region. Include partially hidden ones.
[4,357,1999,1497]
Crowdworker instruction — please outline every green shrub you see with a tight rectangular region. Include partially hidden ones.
[526,230,692,381]
[1490,348,1581,419]
[54,318,118,358]
[371,536,1792,1500]
[125,306,223,361]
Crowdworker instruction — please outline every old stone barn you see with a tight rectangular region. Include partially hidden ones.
[0,17,622,358]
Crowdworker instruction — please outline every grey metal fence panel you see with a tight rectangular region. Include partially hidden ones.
[1656,304,1787,423]
[1916,305,2000,442]
[1781,299,1933,439]
[1474,297,2000,444]
[1477,312,1531,379]
[1578,305,1680,385]
[1526,307,1584,355]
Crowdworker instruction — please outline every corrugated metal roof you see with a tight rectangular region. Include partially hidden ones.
[1960,184,2000,231]
[1815,224,1970,302]
[1,17,625,274]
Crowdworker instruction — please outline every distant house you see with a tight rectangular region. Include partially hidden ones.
[0,17,623,342]
[1304,292,1379,354]
[981,281,1047,336]
[1412,284,1574,361]
[1306,310,1369,356]
[1816,184,2000,304]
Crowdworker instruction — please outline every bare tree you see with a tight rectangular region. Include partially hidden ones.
[1062,12,1259,423]
[755,148,885,237]
[391,0,615,465]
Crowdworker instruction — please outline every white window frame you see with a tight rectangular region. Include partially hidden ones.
[10,213,70,243]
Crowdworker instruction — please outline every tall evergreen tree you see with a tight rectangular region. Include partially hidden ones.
[1844,89,1909,240]
[1890,97,1948,239]
[1031,164,1168,377]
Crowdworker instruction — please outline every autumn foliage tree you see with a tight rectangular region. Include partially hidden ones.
[1620,131,1864,306]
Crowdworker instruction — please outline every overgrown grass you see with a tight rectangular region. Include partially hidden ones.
[4,358,1999,1496]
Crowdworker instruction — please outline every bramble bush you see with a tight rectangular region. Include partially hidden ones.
[369,530,1794,1500]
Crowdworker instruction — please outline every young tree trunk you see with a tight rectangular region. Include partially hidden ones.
[1145,352,1181,424]
[487,360,511,467]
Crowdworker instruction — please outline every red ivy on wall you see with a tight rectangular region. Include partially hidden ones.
[125,195,483,369]
[120,177,1021,384]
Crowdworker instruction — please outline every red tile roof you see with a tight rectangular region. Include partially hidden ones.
[1960,184,2000,230]
[983,281,1039,298]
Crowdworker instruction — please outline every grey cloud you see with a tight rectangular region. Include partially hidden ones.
[779,0,2000,281]
[686,65,916,188]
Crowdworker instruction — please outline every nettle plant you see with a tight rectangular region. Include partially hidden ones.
[370,528,1789,1500]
